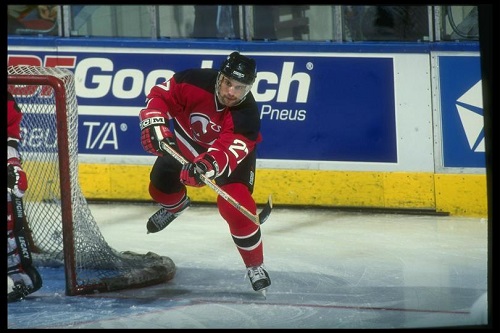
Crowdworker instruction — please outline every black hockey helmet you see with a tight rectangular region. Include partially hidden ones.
[219,51,257,85]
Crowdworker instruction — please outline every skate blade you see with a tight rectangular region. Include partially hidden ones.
[259,289,267,299]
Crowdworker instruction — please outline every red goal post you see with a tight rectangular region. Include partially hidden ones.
[7,65,175,296]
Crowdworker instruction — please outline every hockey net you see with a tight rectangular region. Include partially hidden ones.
[7,65,175,296]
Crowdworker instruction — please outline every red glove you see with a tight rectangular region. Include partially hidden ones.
[139,108,175,156]
[180,154,219,187]
[7,157,28,198]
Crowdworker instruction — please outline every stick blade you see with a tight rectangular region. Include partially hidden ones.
[258,195,273,225]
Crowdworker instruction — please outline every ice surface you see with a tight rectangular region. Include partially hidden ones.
[7,203,489,329]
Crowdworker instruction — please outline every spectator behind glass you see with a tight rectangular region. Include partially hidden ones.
[192,5,240,38]
[37,5,58,21]
[8,5,58,35]
[191,5,277,40]
[362,6,429,41]
[253,5,277,40]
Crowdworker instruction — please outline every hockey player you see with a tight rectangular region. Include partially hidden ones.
[139,51,271,293]
[7,90,43,302]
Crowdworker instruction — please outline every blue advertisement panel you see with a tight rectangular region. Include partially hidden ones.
[439,55,485,168]
[8,45,397,163]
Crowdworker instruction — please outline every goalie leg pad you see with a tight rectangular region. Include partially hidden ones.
[7,196,43,302]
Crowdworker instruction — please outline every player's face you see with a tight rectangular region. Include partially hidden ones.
[217,75,251,107]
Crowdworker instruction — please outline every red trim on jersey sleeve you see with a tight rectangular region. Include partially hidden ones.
[145,83,172,118]
[7,92,23,141]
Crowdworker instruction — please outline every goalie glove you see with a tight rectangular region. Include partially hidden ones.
[180,154,219,187]
[139,108,176,156]
[7,157,28,198]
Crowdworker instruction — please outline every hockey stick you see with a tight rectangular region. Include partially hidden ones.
[160,142,272,225]
[8,189,40,259]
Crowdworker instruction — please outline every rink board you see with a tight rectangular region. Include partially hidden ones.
[7,38,486,216]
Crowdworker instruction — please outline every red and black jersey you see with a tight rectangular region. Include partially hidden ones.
[7,91,23,144]
[144,68,262,177]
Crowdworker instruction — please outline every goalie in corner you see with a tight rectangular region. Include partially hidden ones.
[7,90,43,302]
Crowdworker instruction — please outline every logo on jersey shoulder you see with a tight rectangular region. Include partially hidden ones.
[190,113,221,144]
